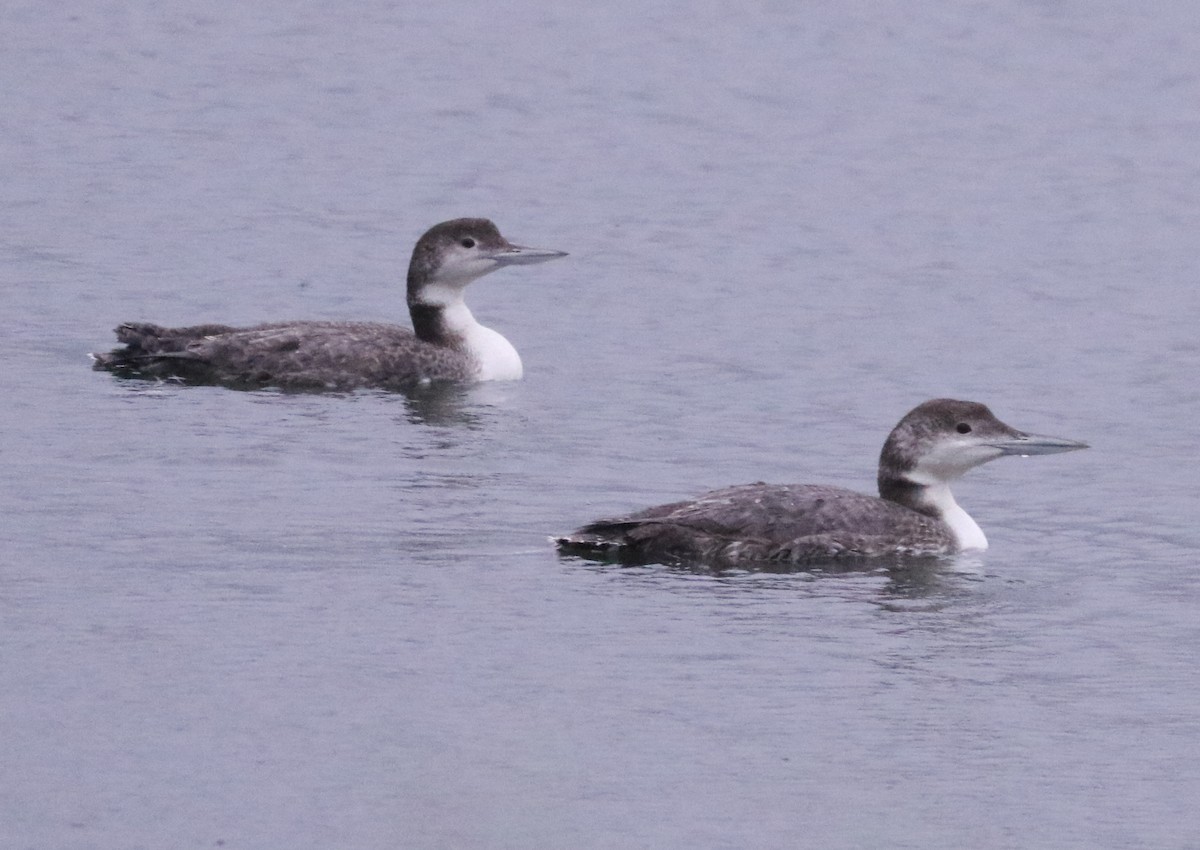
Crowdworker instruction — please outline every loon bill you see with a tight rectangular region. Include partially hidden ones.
[91,218,566,392]
[556,398,1088,567]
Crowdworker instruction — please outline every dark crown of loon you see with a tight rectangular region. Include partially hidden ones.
[92,218,566,392]
[556,398,1088,568]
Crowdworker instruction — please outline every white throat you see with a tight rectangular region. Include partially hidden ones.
[428,285,523,381]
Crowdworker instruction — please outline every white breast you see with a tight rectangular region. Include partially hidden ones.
[468,323,523,380]
[925,482,988,550]
[438,298,522,381]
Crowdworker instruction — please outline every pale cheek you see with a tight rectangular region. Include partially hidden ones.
[913,444,1003,481]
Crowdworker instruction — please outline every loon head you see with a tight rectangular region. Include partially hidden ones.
[406,218,567,306]
[879,398,1089,491]
[876,399,1088,547]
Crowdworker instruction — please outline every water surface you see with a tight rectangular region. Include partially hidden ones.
[3,2,1199,848]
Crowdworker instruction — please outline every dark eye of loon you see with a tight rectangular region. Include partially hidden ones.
[460,237,476,249]
[956,422,972,434]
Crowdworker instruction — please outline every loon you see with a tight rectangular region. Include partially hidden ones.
[92,218,566,391]
[556,399,1088,567]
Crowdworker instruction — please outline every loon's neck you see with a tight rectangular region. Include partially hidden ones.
[878,475,988,551]
[409,286,522,380]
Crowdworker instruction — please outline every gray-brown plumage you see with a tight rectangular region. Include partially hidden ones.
[556,399,1088,568]
[92,218,566,392]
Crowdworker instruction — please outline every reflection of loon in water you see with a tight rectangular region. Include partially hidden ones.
[557,399,1088,567]
[92,218,566,392]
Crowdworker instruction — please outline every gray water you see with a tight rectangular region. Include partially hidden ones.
[3,1,1199,848]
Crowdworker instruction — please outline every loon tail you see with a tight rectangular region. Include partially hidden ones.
[91,322,232,376]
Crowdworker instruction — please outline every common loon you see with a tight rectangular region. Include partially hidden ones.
[556,399,1088,567]
[92,218,566,391]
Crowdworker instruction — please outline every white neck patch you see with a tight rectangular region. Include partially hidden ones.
[921,481,988,551]
[436,296,522,381]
